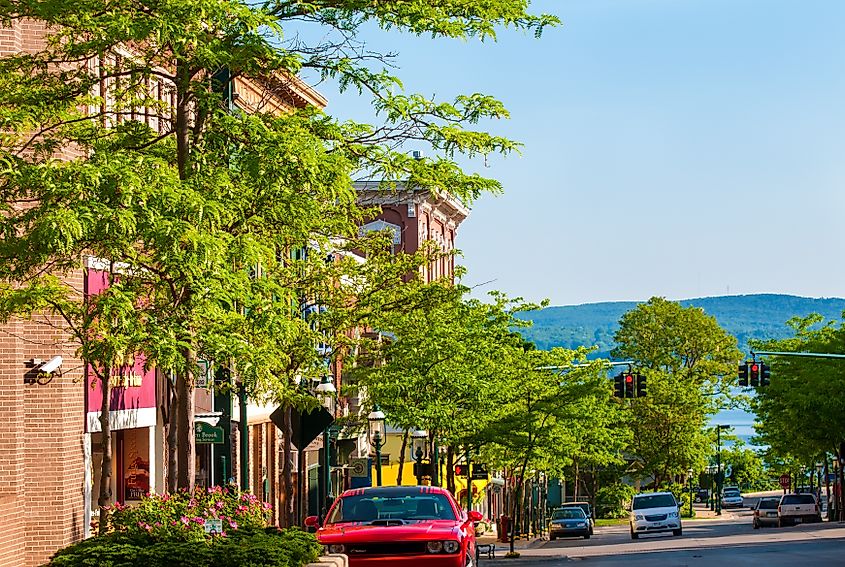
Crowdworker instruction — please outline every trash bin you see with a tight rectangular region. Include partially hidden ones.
[498,515,510,543]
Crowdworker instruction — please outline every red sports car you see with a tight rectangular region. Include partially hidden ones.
[307,485,482,566]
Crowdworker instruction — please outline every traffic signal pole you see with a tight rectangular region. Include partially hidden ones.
[752,350,845,359]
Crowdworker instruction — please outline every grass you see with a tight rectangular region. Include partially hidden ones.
[595,517,629,527]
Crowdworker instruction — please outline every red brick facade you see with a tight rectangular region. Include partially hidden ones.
[0,20,90,567]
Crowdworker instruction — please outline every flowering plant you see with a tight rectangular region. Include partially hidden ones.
[110,486,271,542]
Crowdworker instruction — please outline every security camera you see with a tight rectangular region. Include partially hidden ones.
[39,356,63,373]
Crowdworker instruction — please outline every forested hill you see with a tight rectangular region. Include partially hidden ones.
[517,294,845,359]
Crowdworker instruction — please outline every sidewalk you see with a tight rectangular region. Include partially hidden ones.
[476,528,546,556]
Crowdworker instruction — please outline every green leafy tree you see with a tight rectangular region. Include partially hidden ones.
[0,0,557,502]
[612,297,742,487]
[751,314,845,517]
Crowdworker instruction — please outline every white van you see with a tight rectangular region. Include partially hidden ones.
[629,492,683,539]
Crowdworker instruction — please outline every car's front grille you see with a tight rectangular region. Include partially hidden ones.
[644,514,667,522]
[345,542,428,555]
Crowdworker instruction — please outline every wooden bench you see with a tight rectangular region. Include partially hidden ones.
[476,543,495,561]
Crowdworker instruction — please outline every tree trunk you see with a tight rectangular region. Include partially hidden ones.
[280,405,294,528]
[97,369,113,535]
[509,454,531,554]
[176,347,196,491]
[165,376,178,492]
[396,429,409,485]
[574,460,579,500]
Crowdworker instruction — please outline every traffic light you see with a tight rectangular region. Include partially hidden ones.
[613,373,624,398]
[624,373,635,398]
[636,373,647,398]
[738,363,748,387]
[454,464,468,477]
[749,362,760,387]
[760,363,771,387]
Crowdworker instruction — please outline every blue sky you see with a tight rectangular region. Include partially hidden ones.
[316,0,845,306]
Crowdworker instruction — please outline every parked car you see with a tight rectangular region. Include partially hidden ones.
[752,497,780,528]
[629,492,683,539]
[693,488,710,503]
[721,488,744,509]
[548,507,591,540]
[778,493,822,526]
[307,486,481,566]
[560,501,595,534]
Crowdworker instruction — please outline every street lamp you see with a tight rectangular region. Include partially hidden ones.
[715,425,729,515]
[368,407,386,487]
[687,469,694,518]
[411,429,428,485]
[315,375,337,514]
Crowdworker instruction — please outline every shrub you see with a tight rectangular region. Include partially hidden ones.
[47,489,319,567]
[596,483,636,519]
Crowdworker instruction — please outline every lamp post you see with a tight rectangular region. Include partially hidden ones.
[315,375,336,516]
[368,407,386,487]
[687,469,694,517]
[715,425,729,515]
[411,429,428,485]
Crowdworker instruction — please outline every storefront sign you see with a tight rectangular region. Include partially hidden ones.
[195,422,224,444]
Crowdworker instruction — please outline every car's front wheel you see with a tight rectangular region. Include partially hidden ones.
[673,528,682,536]
[630,529,639,540]
[583,533,591,540]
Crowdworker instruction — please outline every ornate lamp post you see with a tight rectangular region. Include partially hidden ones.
[315,375,337,514]
[368,407,386,486]
[411,429,428,485]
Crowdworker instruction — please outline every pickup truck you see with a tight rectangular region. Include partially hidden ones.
[778,493,822,526]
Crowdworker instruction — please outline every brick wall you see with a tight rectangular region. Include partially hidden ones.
[0,269,87,567]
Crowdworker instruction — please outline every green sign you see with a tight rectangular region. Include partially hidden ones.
[195,421,224,444]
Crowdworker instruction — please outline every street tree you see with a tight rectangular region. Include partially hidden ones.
[751,314,845,517]
[0,0,557,495]
[612,297,742,487]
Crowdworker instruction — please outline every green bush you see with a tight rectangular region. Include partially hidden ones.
[46,530,319,567]
[46,488,319,567]
[596,483,635,519]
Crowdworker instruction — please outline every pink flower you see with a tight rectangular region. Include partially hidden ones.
[228,520,238,529]
[180,516,190,525]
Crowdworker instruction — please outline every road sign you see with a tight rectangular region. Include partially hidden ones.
[471,464,489,480]
[779,474,791,489]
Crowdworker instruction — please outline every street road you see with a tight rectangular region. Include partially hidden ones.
[485,510,845,566]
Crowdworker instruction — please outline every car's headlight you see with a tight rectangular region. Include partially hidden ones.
[669,511,679,518]
[426,541,444,553]
[442,541,460,554]
[576,522,586,527]
[635,515,644,520]
[327,544,345,554]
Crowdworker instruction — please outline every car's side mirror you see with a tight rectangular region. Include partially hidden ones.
[304,515,320,528]
[467,510,483,523]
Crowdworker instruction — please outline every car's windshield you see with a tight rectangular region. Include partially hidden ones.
[724,491,740,497]
[782,494,816,505]
[758,499,779,509]
[552,508,585,520]
[632,494,677,510]
[326,492,457,523]
[563,504,591,517]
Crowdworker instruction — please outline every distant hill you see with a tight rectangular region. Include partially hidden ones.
[517,294,845,359]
